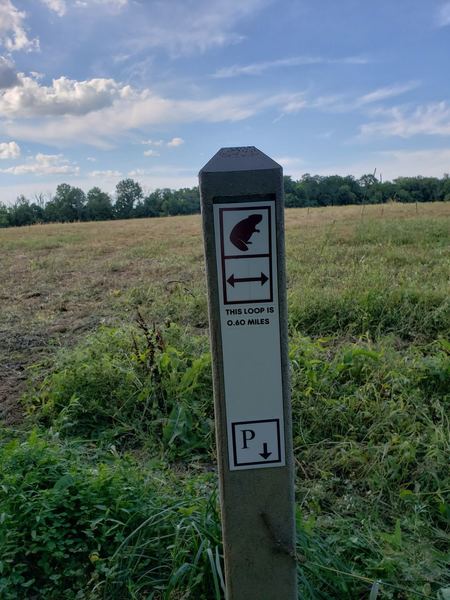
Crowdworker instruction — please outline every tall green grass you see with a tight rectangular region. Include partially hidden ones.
[13,320,448,598]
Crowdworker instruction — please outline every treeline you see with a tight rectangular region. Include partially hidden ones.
[0,180,199,228]
[1,174,449,227]
[284,173,450,207]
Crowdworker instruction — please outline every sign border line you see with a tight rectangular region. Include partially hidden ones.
[219,205,273,305]
[231,418,282,467]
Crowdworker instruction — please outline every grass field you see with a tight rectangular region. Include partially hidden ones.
[0,202,449,599]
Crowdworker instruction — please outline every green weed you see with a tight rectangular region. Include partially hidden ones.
[0,429,222,600]
[24,323,213,461]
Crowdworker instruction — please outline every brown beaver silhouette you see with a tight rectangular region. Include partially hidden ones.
[229,214,263,251]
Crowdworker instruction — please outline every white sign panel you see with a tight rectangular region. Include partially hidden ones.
[214,200,286,470]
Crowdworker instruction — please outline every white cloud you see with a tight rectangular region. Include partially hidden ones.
[125,164,196,188]
[0,153,79,175]
[272,83,417,122]
[128,168,146,178]
[0,74,131,118]
[40,0,129,14]
[0,141,20,159]
[0,0,39,52]
[0,69,423,150]
[4,85,299,147]
[75,0,128,8]
[274,147,450,181]
[273,156,304,176]
[317,148,450,180]
[357,82,419,106]
[141,139,164,146]
[437,2,450,26]
[280,96,307,114]
[142,137,184,149]
[40,0,67,16]
[300,84,418,115]
[89,169,122,177]
[167,137,184,147]
[360,101,450,138]
[214,55,369,78]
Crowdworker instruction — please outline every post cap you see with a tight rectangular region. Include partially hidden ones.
[199,146,281,175]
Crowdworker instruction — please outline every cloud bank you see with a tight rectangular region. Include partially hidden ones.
[0,74,132,118]
[0,153,79,175]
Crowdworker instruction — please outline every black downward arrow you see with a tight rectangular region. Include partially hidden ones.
[227,272,269,288]
[259,443,272,460]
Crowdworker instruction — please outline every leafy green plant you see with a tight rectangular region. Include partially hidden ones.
[0,430,222,600]
[24,322,214,461]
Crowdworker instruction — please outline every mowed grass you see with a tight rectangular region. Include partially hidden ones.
[0,202,449,599]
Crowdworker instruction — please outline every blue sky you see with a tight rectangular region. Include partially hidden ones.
[1,0,450,202]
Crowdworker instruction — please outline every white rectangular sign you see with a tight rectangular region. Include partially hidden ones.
[214,200,286,470]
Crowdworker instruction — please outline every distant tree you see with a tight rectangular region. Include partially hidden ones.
[176,187,200,214]
[312,175,361,206]
[43,198,60,223]
[114,179,143,219]
[299,174,322,206]
[86,187,113,221]
[9,195,44,226]
[394,176,440,203]
[135,186,200,218]
[138,189,164,218]
[440,174,450,201]
[379,181,397,203]
[337,184,357,205]
[0,203,10,227]
[45,184,86,222]
[283,175,297,207]
[359,173,378,188]
[161,188,198,216]
[33,193,46,207]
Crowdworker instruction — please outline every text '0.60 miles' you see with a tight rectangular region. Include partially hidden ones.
[225,306,274,327]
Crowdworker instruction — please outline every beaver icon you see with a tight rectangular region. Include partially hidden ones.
[229,214,263,251]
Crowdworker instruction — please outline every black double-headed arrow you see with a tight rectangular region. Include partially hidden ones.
[227,272,268,287]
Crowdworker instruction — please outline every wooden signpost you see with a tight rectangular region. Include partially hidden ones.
[199,147,297,599]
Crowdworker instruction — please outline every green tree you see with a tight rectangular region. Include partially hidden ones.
[358,173,378,188]
[45,184,86,222]
[137,189,164,218]
[9,195,44,226]
[114,179,143,219]
[284,175,298,207]
[86,187,113,221]
[0,203,10,227]
[440,174,450,201]
[335,184,353,205]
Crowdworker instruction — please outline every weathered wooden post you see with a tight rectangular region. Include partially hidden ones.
[199,147,297,599]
